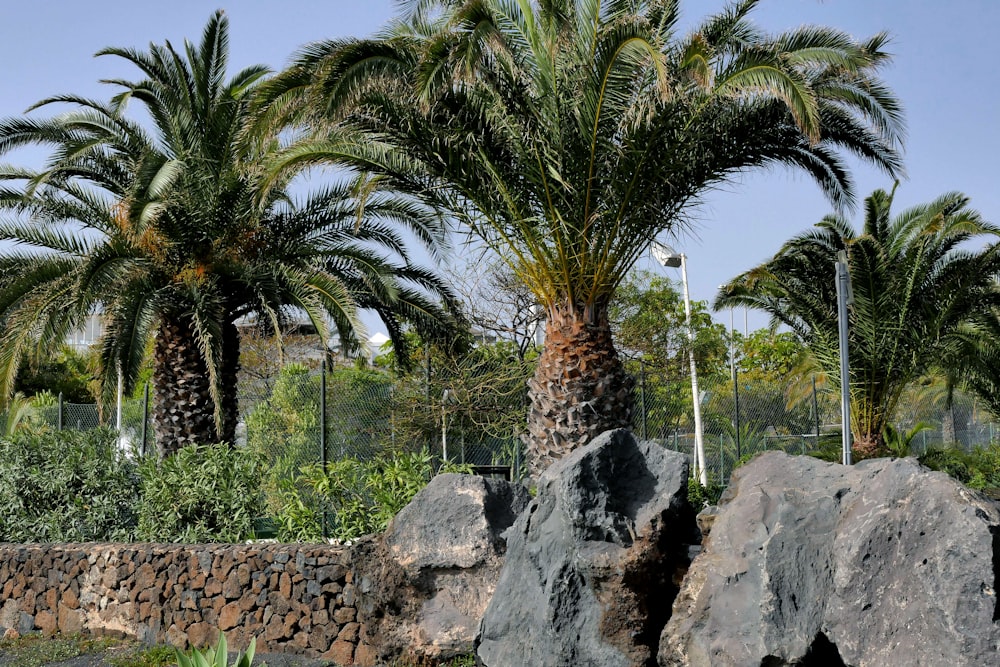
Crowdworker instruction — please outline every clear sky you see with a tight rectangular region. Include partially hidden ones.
[2,1,997,335]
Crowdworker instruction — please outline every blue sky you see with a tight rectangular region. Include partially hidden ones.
[1,1,997,335]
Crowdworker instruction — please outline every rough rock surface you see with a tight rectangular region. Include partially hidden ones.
[476,429,698,667]
[352,473,529,664]
[660,451,1000,667]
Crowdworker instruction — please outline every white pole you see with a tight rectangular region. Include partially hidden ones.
[835,251,853,465]
[116,366,123,431]
[442,389,449,463]
[681,255,707,485]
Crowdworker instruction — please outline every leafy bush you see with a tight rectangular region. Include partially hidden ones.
[918,444,1000,490]
[687,477,725,510]
[275,450,472,542]
[0,428,139,541]
[137,444,265,543]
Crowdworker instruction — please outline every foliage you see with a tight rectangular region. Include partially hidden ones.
[275,450,472,542]
[110,645,177,667]
[0,11,460,455]
[137,444,265,543]
[262,0,903,464]
[718,186,1000,457]
[883,421,934,458]
[687,477,725,510]
[0,633,120,667]
[0,428,139,542]
[612,271,728,379]
[174,632,262,667]
[917,445,1000,491]
[15,345,98,404]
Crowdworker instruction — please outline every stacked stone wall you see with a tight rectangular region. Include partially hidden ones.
[0,543,373,665]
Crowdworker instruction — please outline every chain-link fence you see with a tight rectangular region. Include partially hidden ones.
[13,351,1000,489]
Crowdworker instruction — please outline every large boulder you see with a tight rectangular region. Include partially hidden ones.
[660,451,1000,666]
[476,429,699,667]
[352,472,529,664]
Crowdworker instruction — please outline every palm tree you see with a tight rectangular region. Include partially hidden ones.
[261,0,903,473]
[716,186,1000,457]
[0,12,460,456]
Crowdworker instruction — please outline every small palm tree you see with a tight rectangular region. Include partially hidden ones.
[261,0,903,473]
[0,12,460,455]
[717,185,1000,457]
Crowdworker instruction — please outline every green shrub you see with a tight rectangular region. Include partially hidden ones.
[919,444,1000,490]
[687,477,725,510]
[137,444,265,543]
[0,428,139,541]
[275,450,473,542]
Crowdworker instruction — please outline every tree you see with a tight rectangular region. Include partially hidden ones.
[716,186,1000,457]
[262,0,903,473]
[0,12,460,455]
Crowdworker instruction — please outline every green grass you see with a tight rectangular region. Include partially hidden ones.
[0,633,120,666]
[0,633,176,667]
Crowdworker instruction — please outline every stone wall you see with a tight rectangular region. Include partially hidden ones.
[0,543,374,665]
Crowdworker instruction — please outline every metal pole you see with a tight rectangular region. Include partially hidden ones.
[681,254,707,485]
[836,252,853,465]
[639,359,647,440]
[734,365,741,462]
[57,392,63,431]
[441,390,449,463]
[730,306,741,462]
[115,366,123,432]
[320,360,328,472]
[321,359,328,539]
[812,375,820,441]
[141,382,149,457]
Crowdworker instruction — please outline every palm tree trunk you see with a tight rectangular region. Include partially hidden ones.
[153,315,218,457]
[218,319,241,446]
[525,301,634,476]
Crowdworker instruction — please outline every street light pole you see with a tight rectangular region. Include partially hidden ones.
[679,254,708,486]
[652,242,707,485]
[835,251,853,465]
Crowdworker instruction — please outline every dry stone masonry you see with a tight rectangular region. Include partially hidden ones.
[0,543,373,665]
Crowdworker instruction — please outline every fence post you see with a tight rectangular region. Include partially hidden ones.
[733,366,741,461]
[639,359,647,440]
[141,383,149,457]
[812,375,820,442]
[57,392,63,431]
[321,359,328,540]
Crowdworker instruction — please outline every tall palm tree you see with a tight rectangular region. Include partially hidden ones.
[261,0,903,473]
[0,12,460,456]
[716,186,1000,457]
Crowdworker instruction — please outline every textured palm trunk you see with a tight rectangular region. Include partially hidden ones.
[853,430,887,459]
[153,315,219,457]
[218,319,241,446]
[525,301,634,477]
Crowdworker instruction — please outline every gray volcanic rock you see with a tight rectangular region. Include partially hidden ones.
[352,473,529,664]
[476,429,699,667]
[660,451,1000,667]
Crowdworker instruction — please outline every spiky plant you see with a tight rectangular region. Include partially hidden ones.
[0,11,460,455]
[717,186,1000,457]
[260,0,903,473]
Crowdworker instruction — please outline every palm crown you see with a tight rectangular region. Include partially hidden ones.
[260,0,904,471]
[716,186,1000,457]
[0,11,460,454]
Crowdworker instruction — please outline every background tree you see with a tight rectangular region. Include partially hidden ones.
[263,0,903,473]
[717,186,1000,457]
[611,270,727,440]
[0,12,460,455]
